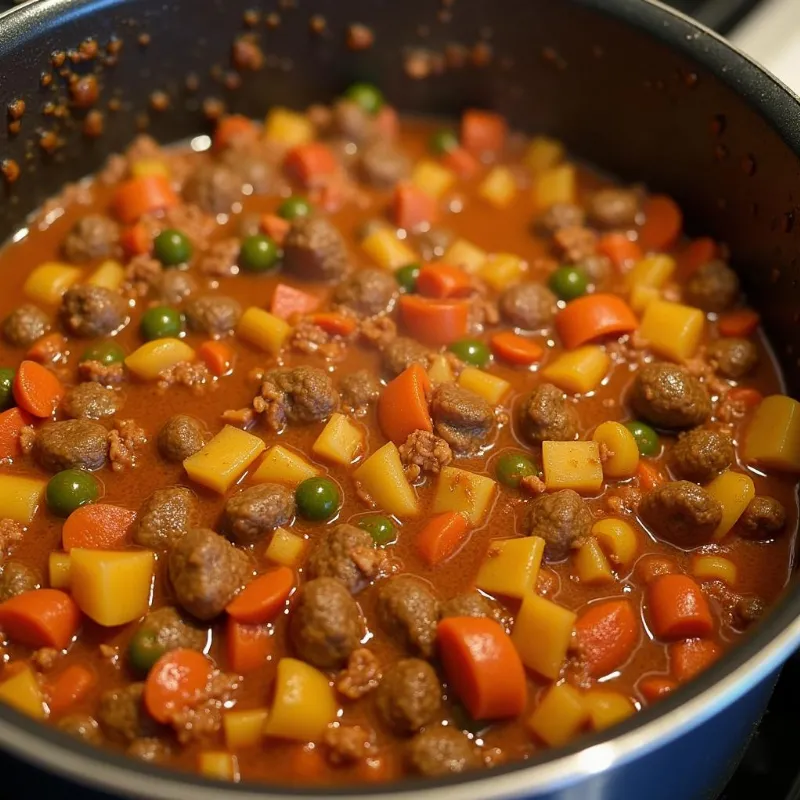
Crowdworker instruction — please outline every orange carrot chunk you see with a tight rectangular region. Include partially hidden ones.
[647,574,713,640]
[416,263,473,299]
[398,295,470,347]
[555,293,638,350]
[284,142,337,187]
[416,511,470,565]
[636,460,666,492]
[677,237,716,276]
[112,175,178,224]
[717,309,760,338]
[13,360,64,418]
[144,648,212,724]
[377,364,432,445]
[574,599,639,678]
[726,387,762,409]
[259,213,291,245]
[309,312,358,337]
[46,663,97,716]
[225,567,295,625]
[638,195,683,252]
[214,114,257,151]
[226,618,272,674]
[119,222,153,257]
[639,676,678,703]
[596,233,643,270]
[461,110,507,155]
[61,504,136,552]
[270,283,321,321]
[669,638,722,683]
[198,340,235,377]
[26,333,67,364]
[0,407,34,460]
[442,146,480,179]
[0,589,81,649]
[392,182,438,230]
[490,331,545,366]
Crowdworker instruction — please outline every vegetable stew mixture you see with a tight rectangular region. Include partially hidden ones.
[0,84,795,785]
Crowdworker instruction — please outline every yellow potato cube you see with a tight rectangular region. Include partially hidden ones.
[23,262,82,305]
[265,528,308,568]
[198,751,239,782]
[591,518,638,568]
[542,346,610,394]
[583,690,636,731]
[478,252,526,292]
[592,421,639,479]
[479,166,517,208]
[524,136,565,175]
[528,683,588,747]
[223,708,269,749]
[432,466,496,526]
[87,259,126,291]
[458,367,510,405]
[442,238,487,274]
[410,159,456,199]
[533,164,576,209]
[312,413,364,466]
[705,470,755,540]
[353,442,418,517]
[361,228,418,271]
[184,425,265,494]
[125,338,196,381]
[264,107,314,146]
[0,666,45,719]
[48,552,71,589]
[475,536,545,599]
[130,158,170,178]
[692,554,737,586]
[427,354,455,385]
[252,445,319,486]
[638,300,704,362]
[0,475,46,523]
[512,593,577,679]
[237,307,291,355]
[70,549,154,626]
[542,440,604,494]
[744,394,800,473]
[629,283,662,313]
[573,538,615,585]
[627,255,675,292]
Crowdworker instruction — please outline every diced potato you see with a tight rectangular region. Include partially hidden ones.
[629,283,662,313]
[263,658,338,741]
[0,666,45,719]
[353,442,418,517]
[705,470,755,540]
[87,259,125,291]
[312,413,364,466]
[252,445,319,486]
[442,238,487,274]
[264,107,314,146]
[533,164,576,209]
[744,395,800,473]
[361,228,418,271]
[0,475,46,524]
[23,262,82,305]
[524,136,565,175]
[638,300,704,362]
[125,338,196,381]
[70,549,154,626]
[511,592,576,679]
[410,159,456,199]
[542,441,603,494]
[692,554,737,585]
[528,683,588,746]
[223,708,269,749]
[48,552,71,589]
[479,166,516,208]
[432,466,496,526]
[592,421,639,479]
[130,158,170,178]
[542,346,610,394]
[573,538,615,585]
[583,690,636,731]
[475,536,545,599]
[591,518,638,568]
[458,367,510,405]
[427,354,455,385]
[237,307,291,355]
[198,751,239,782]
[265,528,308,568]
[478,253,526,292]
[184,425,266,494]
[627,255,675,292]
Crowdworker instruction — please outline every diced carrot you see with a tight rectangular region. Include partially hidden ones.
[119,222,153,257]
[226,617,272,674]
[634,555,678,585]
[555,293,638,350]
[214,114,257,151]
[377,364,432,445]
[669,638,722,683]
[46,663,97,715]
[596,233,643,270]
[437,616,527,719]
[0,407,34,460]
[309,312,357,337]
[0,589,81,649]
[726,387,762,409]
[717,309,760,338]
[225,567,295,625]
[677,237,716,276]
[198,340,235,377]
[416,511,470,565]
[398,295,470,346]
[639,676,677,703]
[313,180,346,213]
[144,648,212,724]
[416,263,473,299]
[286,745,327,782]
[442,146,480,179]
[61,504,136,552]
[355,754,398,784]
[392,182,438,230]
[490,331,545,366]
[259,213,291,246]
[375,106,399,141]
[270,283,321,321]
[461,110,507,155]
[647,574,713,640]
[26,333,67,364]
[112,175,178,224]
[636,461,666,492]
[13,360,64,418]
[574,599,639,678]
[284,142,337,187]
[638,195,683,252]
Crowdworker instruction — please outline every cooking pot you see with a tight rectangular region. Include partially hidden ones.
[0,0,797,798]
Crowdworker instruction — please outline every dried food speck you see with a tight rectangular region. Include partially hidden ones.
[51,50,66,68]
[309,15,326,34]
[223,71,242,91]
[149,91,170,112]
[41,72,53,88]
[108,98,121,112]
[202,98,225,121]
[265,12,280,28]
[243,9,260,27]
[185,73,200,93]
[346,23,374,50]
[70,75,99,109]
[38,130,61,154]
[232,36,264,71]
[7,99,25,120]
[83,110,104,138]
[106,36,123,55]
[138,33,151,47]
[1,159,20,184]
[7,120,21,136]
[80,38,99,59]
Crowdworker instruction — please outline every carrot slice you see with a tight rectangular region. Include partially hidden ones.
[596,233,643,270]
[392,183,438,230]
[286,744,327,782]
[647,574,713,640]
[555,293,638,350]
[490,331,545,366]
[669,638,721,683]
[636,461,666,492]
[259,213,291,245]
[0,407,33,460]
[398,295,470,347]
[198,340,235,377]
[677,237,716,276]
[726,387,763,409]
[416,263,473,299]
[61,504,136,552]
[226,618,272,674]
[638,195,683,252]
[309,312,357,337]
[270,283,321,321]
[639,676,677,703]
[416,511,470,565]
[377,363,432,445]
[26,333,67,364]
[225,567,295,625]
[46,663,97,715]
[284,142,337,187]
[442,146,480,179]
[461,110,507,155]
[13,361,64,418]
[112,175,178,224]
[144,648,212,724]
[0,589,81,649]
[214,114,257,151]
[574,599,639,678]
[119,222,153,257]
[437,616,527,719]
[717,309,760,338]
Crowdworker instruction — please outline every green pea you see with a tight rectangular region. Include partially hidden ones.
[548,266,589,301]
[140,306,183,341]
[80,341,125,366]
[46,469,99,518]
[240,234,281,274]
[296,477,341,522]
[0,368,15,410]
[153,228,192,267]
[277,196,313,220]
[495,452,541,488]
[358,515,396,547]
[395,263,420,294]
[127,628,165,675]
[624,421,660,457]
[343,82,384,115]
[448,338,491,368]
[429,129,459,155]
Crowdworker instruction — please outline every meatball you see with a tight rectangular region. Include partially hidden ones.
[63,382,121,420]
[376,574,439,658]
[182,162,242,214]
[339,369,380,413]
[33,419,108,472]
[58,714,103,744]
[536,203,585,234]
[526,489,593,561]
[382,336,430,377]
[706,337,759,380]
[2,304,50,347]
[430,383,495,454]
[629,363,711,430]
[519,383,580,444]
[330,99,378,144]
[307,524,379,593]
[220,142,278,195]
[184,294,242,337]
[734,596,766,628]
[98,684,161,742]
[128,737,170,762]
[406,727,480,777]
[157,270,197,305]
[638,481,723,548]
[60,285,129,338]
[0,561,40,601]
[289,577,364,669]
[132,487,196,549]
[359,141,411,188]
[333,268,397,317]
[498,283,556,330]
[738,496,786,540]
[587,187,641,228]
[157,414,207,463]
[168,528,250,621]
[62,214,120,263]
[258,366,340,428]
[223,483,295,545]
[283,216,350,282]
[669,428,734,483]
[375,658,442,734]
[132,606,207,656]
[684,260,740,313]
[440,591,502,623]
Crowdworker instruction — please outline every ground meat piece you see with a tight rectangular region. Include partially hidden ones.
[684,260,740,313]
[123,255,162,298]
[629,363,711,430]
[376,574,439,658]
[157,414,207,462]
[706,337,759,380]
[133,606,207,657]
[132,487,196,549]
[339,370,380,415]
[0,519,23,558]
[197,238,240,277]
[223,483,295,545]
[440,591,502,623]
[307,524,380,593]
[406,727,481,777]
[324,724,375,765]
[330,99,378,143]
[167,670,238,744]
[382,336,430,377]
[0,561,40,601]
[184,294,242,337]
[333,268,397,317]
[255,366,340,430]
[519,383,580,444]
[182,162,242,214]
[399,430,452,480]
[62,382,121,420]
[669,428,734,483]
[376,658,442,735]
[108,419,147,472]
[157,360,213,393]
[168,528,250,621]
[336,648,381,699]
[283,217,350,282]
[98,683,161,742]
[58,714,103,744]
[2,304,50,347]
[127,737,170,762]
[33,419,108,472]
[577,253,612,286]
[553,225,597,262]
[734,596,766,628]
[359,140,411,188]
[526,489,593,561]
[738,496,786,540]
[499,283,556,330]
[289,577,364,669]
[157,269,197,305]
[638,481,723,548]
[416,227,454,261]
[60,285,129,338]
[430,383,495,454]
[586,187,641,228]
[220,141,280,195]
[62,213,120,263]
[536,203,585,234]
